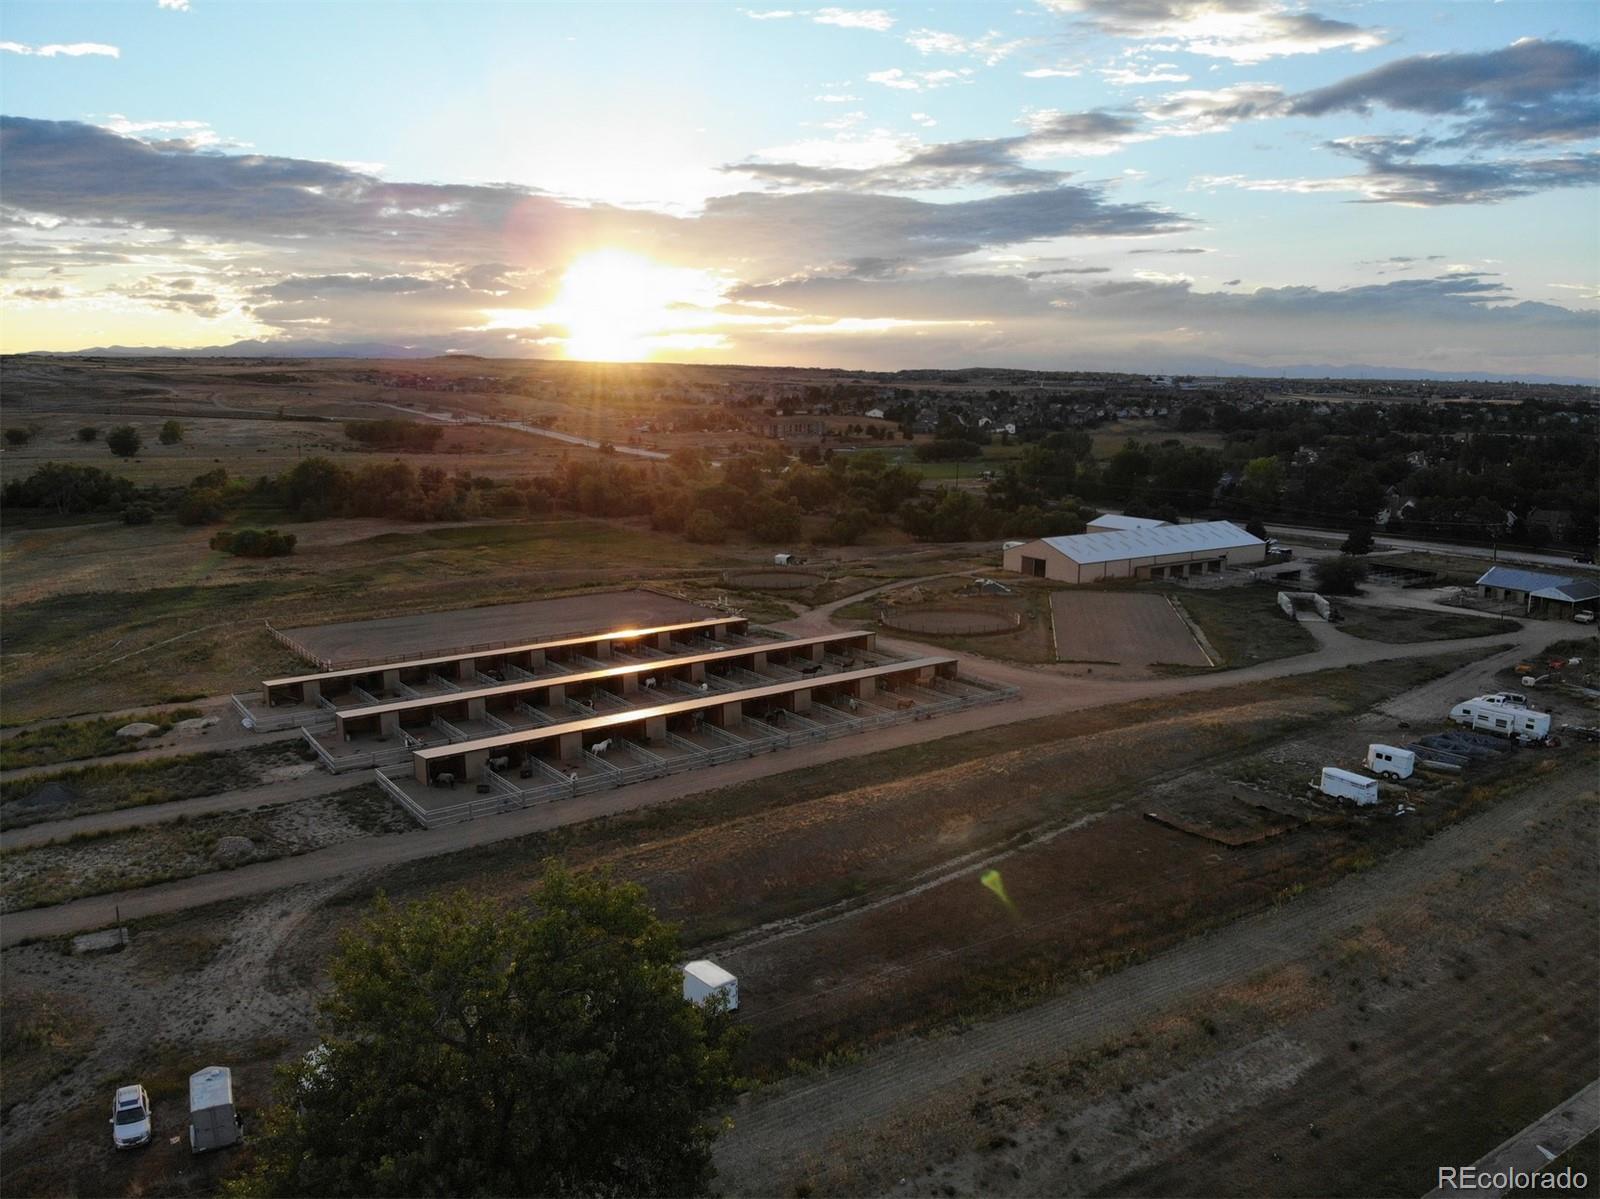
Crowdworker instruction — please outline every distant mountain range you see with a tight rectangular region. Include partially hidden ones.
[16,339,1597,387]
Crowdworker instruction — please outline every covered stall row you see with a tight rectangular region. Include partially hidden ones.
[260,615,749,709]
[411,655,958,785]
[331,629,879,744]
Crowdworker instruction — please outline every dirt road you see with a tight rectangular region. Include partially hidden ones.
[710,765,1598,1191]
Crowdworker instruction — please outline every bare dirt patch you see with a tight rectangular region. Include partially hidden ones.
[722,570,826,592]
[278,587,718,666]
[0,785,408,913]
[881,602,1021,636]
[1051,591,1210,666]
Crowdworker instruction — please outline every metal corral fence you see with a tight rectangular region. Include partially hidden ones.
[373,678,1021,829]
[231,693,334,733]
[878,603,1023,637]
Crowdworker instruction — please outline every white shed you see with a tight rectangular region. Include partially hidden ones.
[682,960,738,1011]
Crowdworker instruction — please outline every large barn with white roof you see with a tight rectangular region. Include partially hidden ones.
[1002,520,1267,584]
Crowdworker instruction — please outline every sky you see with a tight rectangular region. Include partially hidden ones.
[1,0,1597,378]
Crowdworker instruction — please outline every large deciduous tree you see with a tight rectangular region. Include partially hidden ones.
[229,866,739,1198]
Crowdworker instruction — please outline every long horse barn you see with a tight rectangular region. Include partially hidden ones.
[235,590,1015,828]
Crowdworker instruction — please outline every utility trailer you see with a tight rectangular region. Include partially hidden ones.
[1318,767,1380,806]
[188,1066,241,1154]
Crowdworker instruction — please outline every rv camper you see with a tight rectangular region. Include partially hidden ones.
[1365,744,1415,780]
[1449,698,1551,741]
[1319,767,1380,806]
[188,1066,241,1154]
[682,960,738,1011]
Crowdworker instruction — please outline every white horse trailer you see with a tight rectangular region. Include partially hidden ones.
[682,960,738,1011]
[1319,767,1380,806]
[1365,744,1415,780]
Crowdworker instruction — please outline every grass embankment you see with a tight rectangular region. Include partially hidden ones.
[0,741,311,830]
[1167,586,1317,668]
[1336,606,1515,643]
[0,785,406,912]
[0,708,202,770]
[0,989,101,1121]
[2,518,735,724]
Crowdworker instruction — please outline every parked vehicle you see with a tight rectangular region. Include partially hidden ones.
[188,1066,242,1153]
[110,1085,152,1150]
[1480,692,1528,707]
[1319,766,1380,806]
[1574,611,1595,623]
[1449,698,1551,741]
[1365,744,1415,780]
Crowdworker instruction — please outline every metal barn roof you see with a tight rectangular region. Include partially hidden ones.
[1087,513,1169,531]
[1037,521,1262,565]
[1476,566,1586,594]
[1532,579,1600,603]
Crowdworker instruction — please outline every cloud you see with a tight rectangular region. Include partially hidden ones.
[1039,0,1386,63]
[904,28,1028,65]
[814,8,895,31]
[815,93,859,102]
[733,109,1148,192]
[1023,265,1111,276]
[157,0,191,9]
[12,286,66,300]
[866,67,974,91]
[1128,246,1209,254]
[1101,64,1190,86]
[743,9,796,18]
[1199,136,1600,205]
[1023,67,1080,78]
[1289,39,1600,146]
[0,41,120,58]
[910,112,937,127]
[1143,84,1290,133]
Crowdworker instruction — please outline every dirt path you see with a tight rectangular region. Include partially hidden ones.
[2,767,354,851]
[710,765,1598,1191]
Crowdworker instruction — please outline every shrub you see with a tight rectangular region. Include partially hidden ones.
[177,488,227,526]
[4,427,34,447]
[122,502,155,526]
[2,462,137,513]
[211,527,297,557]
[106,426,142,458]
[341,419,443,452]
[77,426,100,442]
[1314,555,1368,595]
[684,510,726,544]
[159,420,184,445]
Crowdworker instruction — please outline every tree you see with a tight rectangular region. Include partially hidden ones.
[1239,456,1285,510]
[122,502,154,526]
[229,869,739,1198]
[106,426,143,458]
[684,510,727,544]
[1244,518,1268,540]
[159,419,185,445]
[1313,555,1367,596]
[77,426,100,443]
[3,427,33,447]
[1340,525,1374,555]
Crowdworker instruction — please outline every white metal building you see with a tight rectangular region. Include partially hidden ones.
[1003,520,1267,583]
[1085,513,1168,534]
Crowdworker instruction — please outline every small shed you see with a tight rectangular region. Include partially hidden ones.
[188,1066,241,1153]
[682,960,738,1011]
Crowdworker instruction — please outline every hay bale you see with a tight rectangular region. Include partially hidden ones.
[212,835,258,865]
[116,721,161,739]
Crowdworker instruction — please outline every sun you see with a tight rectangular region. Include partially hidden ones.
[552,250,718,362]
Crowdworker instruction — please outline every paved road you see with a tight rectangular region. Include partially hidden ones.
[1424,1079,1600,1197]
[1267,524,1593,571]
[368,400,670,460]
[711,767,1599,1190]
[1,768,356,851]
